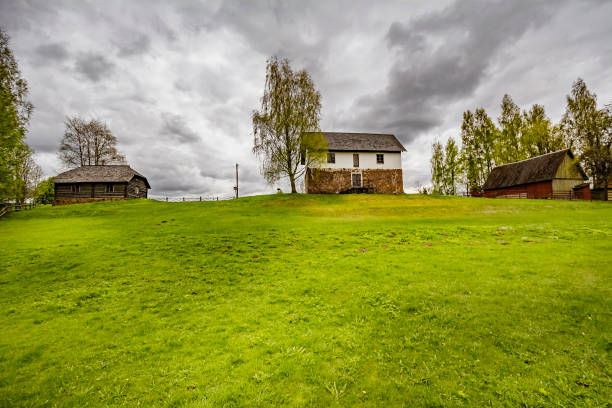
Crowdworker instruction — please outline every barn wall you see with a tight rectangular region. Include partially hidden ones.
[318,152,402,170]
[552,154,586,193]
[306,168,403,194]
[552,178,587,193]
[484,181,552,198]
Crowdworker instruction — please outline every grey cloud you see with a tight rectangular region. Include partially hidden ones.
[35,43,69,61]
[74,52,114,82]
[160,113,201,144]
[116,33,151,57]
[346,0,562,146]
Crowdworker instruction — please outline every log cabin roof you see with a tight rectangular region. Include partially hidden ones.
[321,132,406,152]
[483,149,586,190]
[54,165,151,188]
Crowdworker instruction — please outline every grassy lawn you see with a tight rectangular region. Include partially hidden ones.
[0,195,610,407]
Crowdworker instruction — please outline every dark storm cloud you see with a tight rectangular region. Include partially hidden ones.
[116,33,151,57]
[2,0,611,195]
[160,113,201,144]
[74,52,115,82]
[348,0,562,146]
[35,43,69,61]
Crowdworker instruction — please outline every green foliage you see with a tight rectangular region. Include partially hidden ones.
[443,137,459,195]
[497,94,523,163]
[430,141,444,194]
[460,109,493,193]
[34,177,55,204]
[0,28,34,201]
[253,57,326,193]
[561,78,612,198]
[0,196,610,406]
[521,104,563,157]
[430,138,460,195]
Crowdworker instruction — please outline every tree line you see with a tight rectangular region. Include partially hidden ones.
[1,28,125,205]
[430,79,611,199]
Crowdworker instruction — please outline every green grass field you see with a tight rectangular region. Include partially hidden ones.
[1,195,610,407]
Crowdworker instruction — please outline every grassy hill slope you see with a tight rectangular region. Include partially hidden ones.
[1,195,611,407]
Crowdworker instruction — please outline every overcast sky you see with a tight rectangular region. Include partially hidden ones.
[1,0,611,196]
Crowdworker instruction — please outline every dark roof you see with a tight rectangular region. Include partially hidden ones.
[483,149,586,190]
[54,165,151,188]
[321,132,406,152]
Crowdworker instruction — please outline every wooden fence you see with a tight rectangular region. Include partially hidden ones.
[0,202,37,217]
[149,193,235,202]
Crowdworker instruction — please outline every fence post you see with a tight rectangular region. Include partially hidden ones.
[199,196,202,201]
[182,197,185,202]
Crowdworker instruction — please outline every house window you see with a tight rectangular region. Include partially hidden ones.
[352,173,362,187]
[106,184,114,193]
[70,184,80,193]
[353,153,359,167]
[377,154,384,164]
[327,153,335,164]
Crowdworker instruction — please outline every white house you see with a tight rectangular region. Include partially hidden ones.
[305,132,406,194]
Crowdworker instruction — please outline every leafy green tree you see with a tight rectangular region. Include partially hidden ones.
[443,137,460,195]
[521,104,563,157]
[474,108,498,177]
[252,57,327,193]
[0,27,33,201]
[34,176,55,204]
[561,78,612,200]
[497,94,522,163]
[430,141,445,194]
[460,110,481,193]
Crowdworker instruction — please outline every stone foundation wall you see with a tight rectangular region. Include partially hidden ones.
[306,168,403,194]
[53,197,127,206]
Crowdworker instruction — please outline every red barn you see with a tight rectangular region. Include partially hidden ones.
[483,149,589,199]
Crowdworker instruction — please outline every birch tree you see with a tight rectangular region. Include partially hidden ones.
[252,57,326,193]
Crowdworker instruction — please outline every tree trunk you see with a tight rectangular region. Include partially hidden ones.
[290,174,297,193]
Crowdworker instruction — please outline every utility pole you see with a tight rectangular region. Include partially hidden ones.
[234,163,239,199]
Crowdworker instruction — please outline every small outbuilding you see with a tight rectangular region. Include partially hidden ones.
[53,165,150,205]
[305,132,406,194]
[483,149,589,199]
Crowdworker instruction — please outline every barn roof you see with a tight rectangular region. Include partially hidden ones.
[483,149,586,190]
[321,132,406,152]
[54,165,151,188]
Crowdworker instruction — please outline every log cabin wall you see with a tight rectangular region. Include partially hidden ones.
[127,177,148,198]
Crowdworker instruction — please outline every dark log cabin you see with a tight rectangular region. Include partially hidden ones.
[482,149,589,199]
[53,165,151,205]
